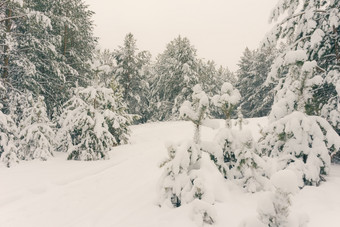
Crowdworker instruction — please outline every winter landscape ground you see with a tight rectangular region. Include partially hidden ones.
[1,117,339,227]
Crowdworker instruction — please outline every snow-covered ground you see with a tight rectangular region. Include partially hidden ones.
[1,117,339,227]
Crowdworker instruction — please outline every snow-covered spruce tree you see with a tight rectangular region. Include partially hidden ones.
[113,33,151,123]
[197,60,237,119]
[151,36,200,121]
[0,0,97,117]
[17,94,55,161]
[0,80,19,167]
[158,85,216,226]
[259,0,340,185]
[236,46,277,118]
[57,82,132,161]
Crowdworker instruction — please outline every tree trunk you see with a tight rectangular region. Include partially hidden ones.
[63,25,68,56]
[2,7,12,81]
[333,25,340,65]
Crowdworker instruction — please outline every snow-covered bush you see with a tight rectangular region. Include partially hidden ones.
[259,111,339,186]
[17,95,55,161]
[212,82,240,128]
[57,83,132,161]
[159,141,216,225]
[257,170,309,227]
[209,127,267,193]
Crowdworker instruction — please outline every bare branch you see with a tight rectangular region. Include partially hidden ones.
[0,14,26,23]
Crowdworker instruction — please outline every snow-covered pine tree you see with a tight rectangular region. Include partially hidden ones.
[0,80,19,167]
[151,36,200,121]
[17,94,55,161]
[236,46,277,118]
[0,0,97,117]
[113,33,151,123]
[57,82,132,161]
[260,0,340,186]
[159,85,216,225]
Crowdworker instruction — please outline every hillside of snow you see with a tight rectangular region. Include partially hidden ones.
[1,117,339,227]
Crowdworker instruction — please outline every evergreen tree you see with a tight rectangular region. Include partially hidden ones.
[0,0,97,116]
[0,80,18,167]
[92,48,116,87]
[159,85,216,225]
[179,84,209,144]
[236,46,277,118]
[264,0,340,133]
[57,82,132,161]
[17,94,55,161]
[113,33,151,123]
[212,82,241,128]
[207,83,267,192]
[259,0,340,186]
[151,36,200,121]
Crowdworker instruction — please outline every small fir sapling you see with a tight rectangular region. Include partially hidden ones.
[211,126,267,192]
[18,94,55,161]
[159,84,216,225]
[212,82,241,128]
[209,82,241,178]
[179,84,209,144]
[209,84,267,192]
[57,83,132,161]
[234,107,248,130]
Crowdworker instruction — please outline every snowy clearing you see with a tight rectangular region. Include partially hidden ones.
[0,117,339,227]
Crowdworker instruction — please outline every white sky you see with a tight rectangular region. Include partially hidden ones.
[84,0,277,71]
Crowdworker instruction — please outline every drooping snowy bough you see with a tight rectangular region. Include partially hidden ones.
[0,85,19,167]
[259,111,339,186]
[18,95,55,161]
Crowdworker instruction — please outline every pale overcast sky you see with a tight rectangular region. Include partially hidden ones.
[85,0,277,71]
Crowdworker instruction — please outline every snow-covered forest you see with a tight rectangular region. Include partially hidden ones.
[0,0,339,226]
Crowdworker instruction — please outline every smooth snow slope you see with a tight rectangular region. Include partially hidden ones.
[0,118,339,227]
